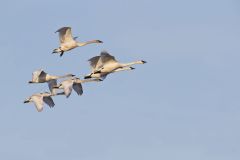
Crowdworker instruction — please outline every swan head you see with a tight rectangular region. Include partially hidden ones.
[95,40,103,43]
[23,97,31,103]
[66,74,76,77]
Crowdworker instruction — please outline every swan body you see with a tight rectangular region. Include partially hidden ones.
[94,51,146,73]
[54,77,101,98]
[23,92,62,112]
[28,69,75,94]
[84,51,145,79]
[53,27,103,57]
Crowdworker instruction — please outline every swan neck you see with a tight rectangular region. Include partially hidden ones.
[77,40,98,47]
[121,61,141,67]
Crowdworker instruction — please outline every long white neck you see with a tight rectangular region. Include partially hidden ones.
[76,78,101,83]
[51,92,65,96]
[113,67,133,73]
[77,40,102,47]
[120,61,145,67]
[48,74,73,80]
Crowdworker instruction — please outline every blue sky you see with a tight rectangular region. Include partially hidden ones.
[0,0,240,159]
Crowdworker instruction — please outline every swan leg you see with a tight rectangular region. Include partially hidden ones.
[60,51,64,57]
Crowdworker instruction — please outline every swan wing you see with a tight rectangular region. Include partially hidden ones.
[55,27,74,44]
[43,96,55,108]
[32,95,44,112]
[38,70,47,82]
[73,83,83,95]
[32,69,43,81]
[47,79,57,94]
[62,80,73,98]
[88,56,103,72]
[100,51,118,64]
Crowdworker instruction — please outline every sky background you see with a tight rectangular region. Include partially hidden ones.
[0,0,240,159]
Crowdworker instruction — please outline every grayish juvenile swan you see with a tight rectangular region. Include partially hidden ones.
[52,27,103,57]
[53,77,101,98]
[23,92,63,112]
[28,69,75,94]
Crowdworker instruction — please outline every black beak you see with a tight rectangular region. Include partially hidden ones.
[97,40,103,43]
[130,67,135,70]
[84,75,91,79]
[24,100,29,103]
[141,60,147,64]
[28,81,33,84]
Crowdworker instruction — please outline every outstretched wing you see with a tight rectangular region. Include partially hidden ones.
[32,95,44,112]
[47,79,57,94]
[55,27,74,44]
[38,70,47,82]
[100,51,118,64]
[43,96,55,108]
[62,80,73,98]
[88,56,102,72]
[73,83,83,96]
[32,69,43,81]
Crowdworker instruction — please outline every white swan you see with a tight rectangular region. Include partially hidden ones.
[84,51,145,79]
[23,92,63,112]
[94,51,146,74]
[28,69,75,94]
[53,77,101,98]
[52,27,103,57]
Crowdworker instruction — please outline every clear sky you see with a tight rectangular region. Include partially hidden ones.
[0,0,239,159]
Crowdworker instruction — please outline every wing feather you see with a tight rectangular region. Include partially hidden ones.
[55,27,74,44]
[43,96,55,108]
[32,95,44,112]
[73,83,83,95]
[100,51,118,64]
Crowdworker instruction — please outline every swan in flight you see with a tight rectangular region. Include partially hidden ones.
[28,69,75,94]
[84,51,145,79]
[94,51,146,73]
[52,27,103,57]
[23,92,63,112]
[53,77,101,98]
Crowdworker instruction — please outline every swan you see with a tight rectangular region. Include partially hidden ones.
[28,69,75,94]
[94,51,146,74]
[52,27,103,57]
[84,51,145,79]
[53,77,101,98]
[84,66,135,79]
[23,92,63,112]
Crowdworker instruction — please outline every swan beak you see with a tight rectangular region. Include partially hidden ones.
[130,67,135,70]
[97,40,103,43]
[28,81,33,83]
[84,75,91,79]
[24,100,29,103]
[141,60,147,64]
